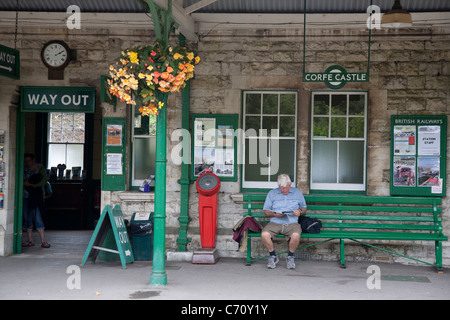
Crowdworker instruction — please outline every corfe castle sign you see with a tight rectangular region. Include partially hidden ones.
[303,65,369,89]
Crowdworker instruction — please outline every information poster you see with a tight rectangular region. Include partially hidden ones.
[192,114,238,181]
[393,126,416,155]
[102,118,126,191]
[106,153,123,175]
[390,115,447,196]
[107,125,123,146]
[418,126,440,156]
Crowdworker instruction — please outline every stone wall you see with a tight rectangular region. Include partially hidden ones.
[0,15,448,266]
[188,27,450,265]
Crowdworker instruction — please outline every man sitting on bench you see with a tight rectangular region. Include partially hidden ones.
[262,174,307,269]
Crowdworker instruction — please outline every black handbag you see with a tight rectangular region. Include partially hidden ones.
[298,215,322,233]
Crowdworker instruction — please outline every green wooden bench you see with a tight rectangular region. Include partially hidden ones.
[243,193,447,273]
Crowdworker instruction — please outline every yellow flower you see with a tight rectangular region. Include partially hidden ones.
[195,56,201,64]
[186,52,194,61]
[138,73,145,79]
[129,51,139,64]
[185,63,194,72]
[158,101,164,109]
[147,65,154,71]
[173,53,184,60]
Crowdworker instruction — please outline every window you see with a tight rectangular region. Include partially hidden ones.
[48,113,85,171]
[310,92,367,191]
[242,91,297,189]
[131,105,156,187]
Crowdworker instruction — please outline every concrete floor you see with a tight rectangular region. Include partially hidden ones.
[0,230,449,301]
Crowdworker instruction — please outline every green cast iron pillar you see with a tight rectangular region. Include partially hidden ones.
[150,91,168,286]
[176,34,192,251]
[145,0,175,286]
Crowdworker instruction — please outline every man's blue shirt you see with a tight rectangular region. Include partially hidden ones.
[263,187,307,224]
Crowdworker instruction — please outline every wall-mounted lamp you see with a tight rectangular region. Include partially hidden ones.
[381,0,412,28]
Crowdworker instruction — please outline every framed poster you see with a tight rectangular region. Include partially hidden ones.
[390,115,447,196]
[191,114,238,182]
[102,118,126,191]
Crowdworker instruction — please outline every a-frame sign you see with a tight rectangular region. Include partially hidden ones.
[82,205,134,269]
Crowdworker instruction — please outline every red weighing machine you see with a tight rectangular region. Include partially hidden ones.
[192,169,220,264]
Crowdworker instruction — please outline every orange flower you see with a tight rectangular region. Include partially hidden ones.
[161,72,170,80]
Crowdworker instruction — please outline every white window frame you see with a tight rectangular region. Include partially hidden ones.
[310,91,368,192]
[47,112,85,171]
[242,91,298,190]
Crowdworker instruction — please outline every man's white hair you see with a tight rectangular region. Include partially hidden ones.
[277,174,291,188]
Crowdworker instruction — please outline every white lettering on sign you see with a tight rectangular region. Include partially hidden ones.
[26,94,90,106]
[0,51,16,65]
[114,216,125,228]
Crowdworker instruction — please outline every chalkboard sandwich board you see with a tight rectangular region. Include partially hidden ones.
[82,205,134,269]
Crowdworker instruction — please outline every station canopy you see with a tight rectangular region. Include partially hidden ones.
[1,0,449,41]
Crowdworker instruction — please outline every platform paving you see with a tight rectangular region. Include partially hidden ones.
[0,231,449,301]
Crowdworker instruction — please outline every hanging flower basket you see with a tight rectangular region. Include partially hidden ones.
[108,39,200,116]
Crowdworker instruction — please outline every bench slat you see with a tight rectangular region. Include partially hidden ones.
[243,194,442,206]
[243,212,435,223]
[322,223,439,231]
[248,230,447,241]
[243,204,441,214]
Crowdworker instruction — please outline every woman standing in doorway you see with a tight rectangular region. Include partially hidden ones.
[22,153,50,248]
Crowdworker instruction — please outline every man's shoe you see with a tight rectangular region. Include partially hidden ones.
[286,255,295,269]
[267,255,279,269]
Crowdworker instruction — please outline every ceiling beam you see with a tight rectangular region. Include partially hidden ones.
[184,0,219,14]
[152,0,198,41]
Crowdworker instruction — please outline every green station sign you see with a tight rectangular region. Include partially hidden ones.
[303,65,369,89]
[0,44,20,79]
[21,86,95,113]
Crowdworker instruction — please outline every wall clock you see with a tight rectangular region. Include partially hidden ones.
[41,40,71,79]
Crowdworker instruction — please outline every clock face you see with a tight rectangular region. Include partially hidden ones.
[42,42,69,68]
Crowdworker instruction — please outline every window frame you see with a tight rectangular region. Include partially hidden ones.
[309,91,368,193]
[47,112,85,172]
[130,104,157,189]
[241,90,298,191]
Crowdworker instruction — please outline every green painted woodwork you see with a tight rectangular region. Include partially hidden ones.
[101,117,126,191]
[390,115,447,197]
[13,110,25,254]
[242,193,447,271]
[191,113,239,182]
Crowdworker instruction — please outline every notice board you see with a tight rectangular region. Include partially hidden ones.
[390,115,447,197]
[101,117,126,191]
[191,114,238,181]
[82,205,134,269]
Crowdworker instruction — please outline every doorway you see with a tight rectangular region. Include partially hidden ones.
[13,90,101,254]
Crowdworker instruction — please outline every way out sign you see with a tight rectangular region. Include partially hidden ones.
[303,65,369,89]
[21,86,95,113]
[82,205,134,269]
[0,44,20,79]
